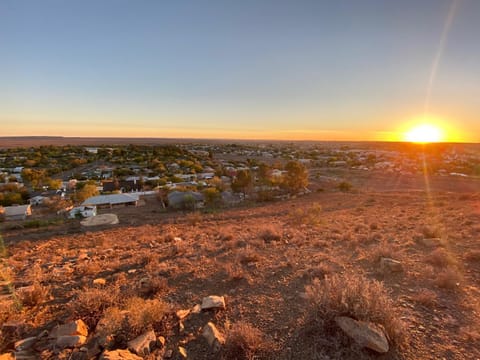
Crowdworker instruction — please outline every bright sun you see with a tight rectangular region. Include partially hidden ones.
[405,124,444,143]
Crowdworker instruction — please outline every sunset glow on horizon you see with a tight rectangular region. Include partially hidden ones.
[1,1,479,143]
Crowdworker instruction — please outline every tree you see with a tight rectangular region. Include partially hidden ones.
[283,161,308,193]
[203,187,221,208]
[257,163,272,185]
[75,184,99,203]
[231,170,252,197]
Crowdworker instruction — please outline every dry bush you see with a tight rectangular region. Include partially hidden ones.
[224,262,247,282]
[238,248,261,265]
[434,268,462,290]
[369,241,399,263]
[425,248,457,268]
[289,202,323,226]
[124,297,169,335]
[259,225,281,243]
[185,211,203,225]
[17,282,49,308]
[224,321,272,360]
[305,273,406,347]
[421,225,442,239]
[411,289,438,308]
[465,250,480,262]
[96,306,125,338]
[73,283,121,328]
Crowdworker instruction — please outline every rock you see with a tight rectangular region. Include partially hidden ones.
[157,336,166,348]
[14,337,37,351]
[12,351,37,360]
[202,322,225,353]
[93,278,106,286]
[178,346,187,358]
[191,304,201,314]
[201,296,226,310]
[56,335,87,348]
[0,353,14,360]
[100,349,142,360]
[380,258,403,273]
[127,330,156,356]
[335,316,389,353]
[50,320,88,338]
[164,349,173,358]
[176,309,190,320]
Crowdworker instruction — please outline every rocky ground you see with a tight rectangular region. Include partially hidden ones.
[1,189,480,359]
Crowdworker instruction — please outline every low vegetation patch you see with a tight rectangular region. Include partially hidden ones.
[224,321,273,360]
[305,273,407,347]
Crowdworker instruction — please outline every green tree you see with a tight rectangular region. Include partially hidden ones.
[283,161,308,193]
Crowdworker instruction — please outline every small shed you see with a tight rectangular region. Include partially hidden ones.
[3,204,32,221]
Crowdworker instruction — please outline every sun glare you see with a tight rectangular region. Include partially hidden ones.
[405,124,444,143]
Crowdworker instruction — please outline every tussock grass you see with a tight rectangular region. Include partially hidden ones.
[305,273,406,347]
[224,321,273,360]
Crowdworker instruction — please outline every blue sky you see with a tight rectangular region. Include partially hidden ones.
[1,0,479,141]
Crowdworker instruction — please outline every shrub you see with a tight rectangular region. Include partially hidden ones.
[185,211,203,225]
[425,248,457,268]
[305,273,406,347]
[289,202,323,226]
[411,289,437,308]
[17,282,49,308]
[73,284,121,328]
[465,250,480,262]
[259,225,281,243]
[434,268,462,290]
[224,321,272,360]
[124,297,169,335]
[338,181,353,192]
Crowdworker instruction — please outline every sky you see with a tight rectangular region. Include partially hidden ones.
[1,0,479,142]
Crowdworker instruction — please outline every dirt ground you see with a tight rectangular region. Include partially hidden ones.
[1,183,480,359]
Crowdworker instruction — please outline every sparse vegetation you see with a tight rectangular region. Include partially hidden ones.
[305,273,407,347]
[224,321,272,360]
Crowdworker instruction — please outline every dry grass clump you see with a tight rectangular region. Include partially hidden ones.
[289,202,323,226]
[17,282,49,308]
[434,268,462,290]
[72,283,121,328]
[411,289,438,308]
[465,250,480,262]
[124,297,169,335]
[224,321,273,360]
[259,225,282,243]
[305,273,406,347]
[185,211,203,225]
[421,225,443,239]
[238,248,261,265]
[369,241,399,263]
[425,248,457,268]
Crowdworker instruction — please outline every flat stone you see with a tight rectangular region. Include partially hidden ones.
[335,316,389,353]
[100,349,142,360]
[201,296,226,310]
[93,278,106,286]
[127,330,156,356]
[176,309,190,320]
[50,320,88,338]
[202,322,225,353]
[56,335,87,348]
[12,351,37,360]
[178,346,187,358]
[380,257,403,273]
[14,337,37,351]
